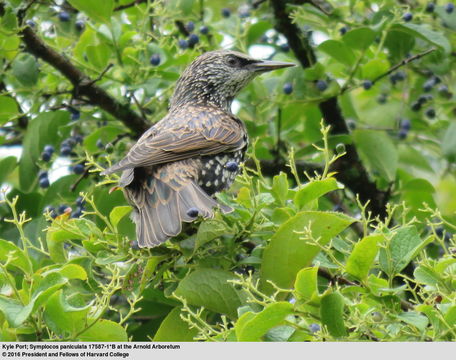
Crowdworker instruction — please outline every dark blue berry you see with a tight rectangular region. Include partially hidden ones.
[44,145,55,154]
[130,240,140,250]
[69,108,80,120]
[73,164,85,174]
[309,323,320,333]
[333,204,344,212]
[70,208,83,218]
[347,119,356,130]
[398,129,408,140]
[221,8,231,18]
[280,43,290,52]
[39,178,50,188]
[403,12,413,22]
[41,151,52,162]
[445,3,454,13]
[60,145,72,156]
[75,196,85,207]
[411,101,422,112]
[432,76,441,85]
[316,80,328,91]
[425,108,436,118]
[38,170,48,179]
[423,80,434,92]
[26,20,36,28]
[186,21,195,32]
[188,33,199,47]
[58,204,70,214]
[75,20,85,31]
[363,80,373,90]
[339,26,348,35]
[73,134,84,144]
[226,161,239,172]
[58,11,70,22]
[260,34,269,43]
[199,25,209,35]
[400,118,411,131]
[418,94,429,104]
[150,53,161,66]
[178,39,188,49]
[283,82,293,95]
[395,71,406,81]
[43,206,57,219]
[425,3,435,12]
[187,207,199,218]
[96,139,104,149]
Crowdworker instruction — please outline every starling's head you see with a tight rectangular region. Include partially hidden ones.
[170,50,295,111]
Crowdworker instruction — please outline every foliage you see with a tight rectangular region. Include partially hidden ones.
[0,0,455,342]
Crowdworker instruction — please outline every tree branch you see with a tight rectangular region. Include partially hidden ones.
[269,0,389,218]
[114,0,148,12]
[19,26,150,136]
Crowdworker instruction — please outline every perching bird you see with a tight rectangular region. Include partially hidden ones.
[102,50,294,247]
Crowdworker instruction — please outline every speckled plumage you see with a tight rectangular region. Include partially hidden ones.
[102,50,294,247]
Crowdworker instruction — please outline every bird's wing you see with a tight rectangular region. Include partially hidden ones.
[102,107,246,174]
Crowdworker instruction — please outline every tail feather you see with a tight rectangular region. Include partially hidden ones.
[133,179,226,248]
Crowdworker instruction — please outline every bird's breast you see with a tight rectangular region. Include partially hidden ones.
[198,149,245,195]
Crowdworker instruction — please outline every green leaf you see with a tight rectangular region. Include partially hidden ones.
[0,96,18,125]
[343,27,376,50]
[320,292,347,338]
[86,43,112,70]
[43,290,90,336]
[346,234,382,280]
[153,307,198,341]
[391,23,451,54]
[235,302,293,341]
[294,178,343,209]
[67,0,113,23]
[19,111,70,193]
[195,220,228,250]
[11,53,39,87]
[83,126,124,154]
[396,312,429,332]
[247,21,271,45]
[442,122,456,162]
[271,172,289,205]
[413,266,441,287]
[317,40,356,66]
[174,268,246,319]
[352,129,398,182]
[58,264,88,281]
[77,319,128,341]
[0,273,67,327]
[384,30,415,60]
[361,58,390,80]
[379,226,426,277]
[0,239,32,274]
[294,267,319,303]
[0,156,17,185]
[109,206,132,229]
[260,211,355,294]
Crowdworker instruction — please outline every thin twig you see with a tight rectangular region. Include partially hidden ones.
[372,47,436,85]
[114,0,148,12]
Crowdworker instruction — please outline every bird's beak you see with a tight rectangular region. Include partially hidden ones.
[250,59,296,73]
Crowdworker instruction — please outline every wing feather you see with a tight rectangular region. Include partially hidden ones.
[102,107,246,175]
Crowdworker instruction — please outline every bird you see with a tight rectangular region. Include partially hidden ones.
[102,50,294,247]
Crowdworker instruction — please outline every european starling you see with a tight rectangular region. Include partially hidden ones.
[102,50,294,247]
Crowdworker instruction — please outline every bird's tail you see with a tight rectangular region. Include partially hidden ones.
[125,163,231,248]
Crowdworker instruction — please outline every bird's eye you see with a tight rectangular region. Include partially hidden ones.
[227,56,239,67]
